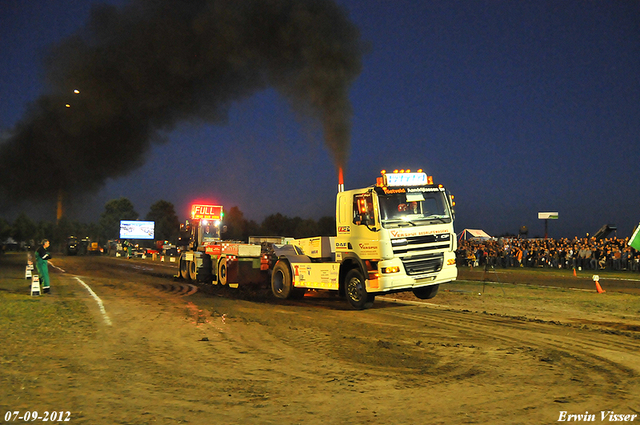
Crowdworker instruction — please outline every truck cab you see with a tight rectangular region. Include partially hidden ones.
[272,170,457,309]
[335,170,457,297]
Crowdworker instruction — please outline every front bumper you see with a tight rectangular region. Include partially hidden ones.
[366,252,458,294]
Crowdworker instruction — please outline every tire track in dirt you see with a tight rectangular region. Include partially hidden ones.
[373,306,640,405]
[153,282,199,296]
[380,307,640,371]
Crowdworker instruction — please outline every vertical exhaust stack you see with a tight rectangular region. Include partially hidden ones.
[338,167,344,193]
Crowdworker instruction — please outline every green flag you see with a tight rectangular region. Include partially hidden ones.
[630,223,640,251]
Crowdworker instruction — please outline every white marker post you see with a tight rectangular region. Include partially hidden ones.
[31,275,41,296]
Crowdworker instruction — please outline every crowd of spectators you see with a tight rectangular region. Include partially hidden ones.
[456,236,640,272]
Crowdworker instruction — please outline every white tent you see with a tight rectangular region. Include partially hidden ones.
[458,229,492,241]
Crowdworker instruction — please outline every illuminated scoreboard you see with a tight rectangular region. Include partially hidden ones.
[191,204,223,220]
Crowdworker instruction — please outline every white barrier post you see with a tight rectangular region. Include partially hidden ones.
[31,275,41,296]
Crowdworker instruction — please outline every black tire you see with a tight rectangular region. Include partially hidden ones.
[201,255,213,284]
[189,261,197,282]
[271,261,293,299]
[218,257,228,285]
[413,284,439,300]
[179,257,190,280]
[345,269,374,310]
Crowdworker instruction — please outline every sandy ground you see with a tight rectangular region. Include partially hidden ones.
[2,252,640,424]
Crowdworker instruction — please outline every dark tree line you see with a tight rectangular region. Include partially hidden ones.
[224,207,336,242]
[1,198,335,252]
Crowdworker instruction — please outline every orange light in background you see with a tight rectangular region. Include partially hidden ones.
[380,169,386,174]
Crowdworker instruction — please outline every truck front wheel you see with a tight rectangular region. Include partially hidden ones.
[271,261,293,299]
[345,269,374,310]
[413,284,439,300]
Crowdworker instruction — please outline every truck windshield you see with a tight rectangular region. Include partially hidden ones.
[201,224,220,242]
[377,189,451,228]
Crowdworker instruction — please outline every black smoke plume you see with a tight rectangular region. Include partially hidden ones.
[0,0,363,205]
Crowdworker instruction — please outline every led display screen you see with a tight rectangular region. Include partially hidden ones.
[119,220,155,239]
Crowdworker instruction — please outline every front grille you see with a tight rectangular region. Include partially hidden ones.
[392,234,450,275]
[402,253,443,275]
[404,235,440,244]
[393,243,450,255]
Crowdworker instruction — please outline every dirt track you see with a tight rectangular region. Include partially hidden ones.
[2,253,640,424]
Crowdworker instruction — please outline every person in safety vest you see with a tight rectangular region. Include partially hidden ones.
[123,239,131,258]
[35,239,52,293]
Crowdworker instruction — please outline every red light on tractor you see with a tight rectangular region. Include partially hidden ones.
[427,176,434,185]
[417,169,423,173]
[393,169,398,173]
[380,169,386,175]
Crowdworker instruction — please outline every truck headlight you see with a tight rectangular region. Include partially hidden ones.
[382,266,400,274]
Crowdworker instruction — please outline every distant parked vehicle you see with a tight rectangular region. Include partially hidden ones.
[66,236,79,255]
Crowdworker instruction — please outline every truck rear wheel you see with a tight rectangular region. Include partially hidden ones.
[271,261,293,299]
[189,261,197,281]
[345,269,374,310]
[413,284,439,300]
[179,257,190,280]
[218,257,228,285]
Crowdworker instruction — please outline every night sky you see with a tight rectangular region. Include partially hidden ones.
[1,0,639,239]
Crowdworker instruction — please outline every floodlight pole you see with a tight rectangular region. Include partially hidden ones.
[538,212,558,240]
[544,219,548,240]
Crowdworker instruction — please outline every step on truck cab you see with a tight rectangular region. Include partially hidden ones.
[271,169,457,309]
